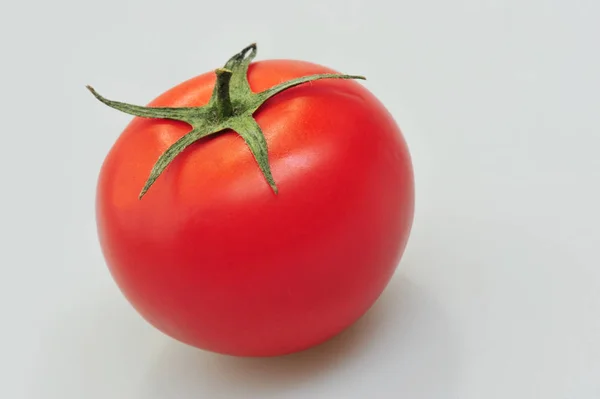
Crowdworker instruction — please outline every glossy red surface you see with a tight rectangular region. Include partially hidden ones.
[96,59,414,356]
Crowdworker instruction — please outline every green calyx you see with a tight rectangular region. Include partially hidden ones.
[87,43,365,199]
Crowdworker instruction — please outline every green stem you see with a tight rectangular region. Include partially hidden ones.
[228,116,278,194]
[254,73,365,107]
[210,68,234,119]
[86,86,199,123]
[87,43,366,199]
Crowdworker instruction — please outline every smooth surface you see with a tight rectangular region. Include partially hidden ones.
[96,59,414,356]
[1,0,599,397]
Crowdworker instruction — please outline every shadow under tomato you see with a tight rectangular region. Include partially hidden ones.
[138,273,461,398]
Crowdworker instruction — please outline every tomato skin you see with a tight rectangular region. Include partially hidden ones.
[96,59,414,356]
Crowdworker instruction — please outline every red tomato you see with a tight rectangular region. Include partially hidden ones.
[94,48,414,356]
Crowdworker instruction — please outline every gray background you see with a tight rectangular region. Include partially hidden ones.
[2,0,599,398]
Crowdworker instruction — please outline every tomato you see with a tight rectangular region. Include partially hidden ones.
[91,44,414,356]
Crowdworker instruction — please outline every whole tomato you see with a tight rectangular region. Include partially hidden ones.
[89,44,414,356]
